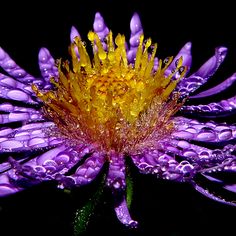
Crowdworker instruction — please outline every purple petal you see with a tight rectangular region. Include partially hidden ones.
[0,85,38,104]
[105,152,138,225]
[0,130,62,152]
[0,73,34,94]
[106,152,126,190]
[193,47,227,78]
[0,112,43,125]
[182,95,236,117]
[166,136,225,163]
[194,182,236,206]
[173,117,236,142]
[132,150,181,180]
[0,102,40,114]
[71,151,105,186]
[0,174,22,196]
[0,47,42,85]
[224,184,236,193]
[165,42,192,77]
[93,12,109,40]
[70,26,80,43]
[190,72,236,99]
[38,47,58,87]
[176,47,228,97]
[127,12,143,63]
[2,145,91,194]
[114,198,138,228]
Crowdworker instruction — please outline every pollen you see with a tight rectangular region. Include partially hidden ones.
[32,31,187,153]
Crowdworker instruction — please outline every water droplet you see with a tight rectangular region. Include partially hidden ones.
[128,220,138,229]
[163,57,171,64]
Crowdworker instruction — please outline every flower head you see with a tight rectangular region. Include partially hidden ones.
[0,12,236,227]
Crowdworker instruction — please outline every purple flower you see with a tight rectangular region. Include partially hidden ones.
[0,12,235,227]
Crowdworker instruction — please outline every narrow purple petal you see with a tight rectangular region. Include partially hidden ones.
[176,47,228,97]
[181,95,236,117]
[0,132,62,152]
[0,174,22,196]
[201,173,223,183]
[71,151,105,186]
[114,198,138,228]
[224,184,236,193]
[193,47,227,78]
[165,42,192,77]
[106,152,126,190]
[70,26,80,43]
[0,85,38,104]
[165,137,229,163]
[173,117,236,142]
[70,26,80,58]
[132,150,181,180]
[127,12,143,63]
[190,72,236,98]
[0,102,40,114]
[38,47,58,87]
[0,73,34,94]
[0,112,43,125]
[5,145,91,192]
[0,162,11,173]
[194,182,236,206]
[106,152,138,226]
[0,47,42,85]
[93,12,109,41]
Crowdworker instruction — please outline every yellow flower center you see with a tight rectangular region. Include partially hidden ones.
[33,31,186,153]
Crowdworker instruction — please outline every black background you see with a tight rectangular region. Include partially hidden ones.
[0,1,236,236]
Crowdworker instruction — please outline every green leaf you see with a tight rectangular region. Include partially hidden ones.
[73,171,106,236]
[126,159,134,209]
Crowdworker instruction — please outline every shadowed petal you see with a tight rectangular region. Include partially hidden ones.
[0,102,41,114]
[0,135,62,152]
[224,184,236,193]
[0,174,23,196]
[194,182,236,206]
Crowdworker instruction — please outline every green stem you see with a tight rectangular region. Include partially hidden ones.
[126,158,134,209]
[73,174,106,236]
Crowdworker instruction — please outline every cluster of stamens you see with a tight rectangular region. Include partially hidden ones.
[32,31,186,153]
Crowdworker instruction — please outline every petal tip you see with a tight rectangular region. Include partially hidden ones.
[185,42,192,50]
[95,12,102,19]
[130,12,142,33]
[70,26,80,42]
[38,47,49,61]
